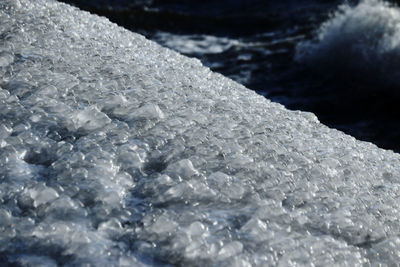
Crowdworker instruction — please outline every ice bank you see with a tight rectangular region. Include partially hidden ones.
[1,0,400,265]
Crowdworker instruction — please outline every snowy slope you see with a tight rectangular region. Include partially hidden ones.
[1,0,400,265]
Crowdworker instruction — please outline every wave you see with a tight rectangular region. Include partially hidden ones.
[152,32,240,55]
[296,0,400,91]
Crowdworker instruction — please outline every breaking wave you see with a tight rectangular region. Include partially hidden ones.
[296,0,400,90]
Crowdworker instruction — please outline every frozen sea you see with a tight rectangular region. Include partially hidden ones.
[3,0,400,266]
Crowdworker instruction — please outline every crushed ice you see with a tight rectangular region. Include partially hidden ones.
[1,0,400,265]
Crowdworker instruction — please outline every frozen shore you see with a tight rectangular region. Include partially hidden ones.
[1,0,400,265]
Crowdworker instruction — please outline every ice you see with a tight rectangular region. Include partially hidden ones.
[0,209,13,227]
[130,103,165,121]
[167,159,199,179]
[187,221,206,236]
[13,255,57,267]
[208,171,232,187]
[2,0,400,265]
[28,184,59,207]
[98,218,123,239]
[218,241,244,260]
[0,52,13,67]
[45,196,88,219]
[0,124,12,140]
[148,214,179,235]
[67,106,111,132]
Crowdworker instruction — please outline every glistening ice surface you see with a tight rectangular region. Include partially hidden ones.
[2,0,400,265]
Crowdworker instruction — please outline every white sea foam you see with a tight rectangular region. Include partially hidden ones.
[1,0,400,265]
[153,32,240,55]
[296,0,400,88]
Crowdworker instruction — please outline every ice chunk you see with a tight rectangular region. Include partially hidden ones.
[28,184,59,207]
[208,171,232,187]
[0,209,12,227]
[167,159,199,179]
[217,241,243,260]
[0,124,12,139]
[117,144,145,168]
[240,218,270,242]
[68,106,111,132]
[0,52,13,67]
[45,196,88,218]
[187,221,206,237]
[129,104,164,121]
[98,218,123,238]
[149,214,178,235]
[370,237,400,265]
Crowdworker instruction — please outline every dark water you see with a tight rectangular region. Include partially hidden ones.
[61,0,400,152]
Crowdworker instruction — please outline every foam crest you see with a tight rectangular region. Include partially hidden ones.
[153,32,240,55]
[296,0,400,88]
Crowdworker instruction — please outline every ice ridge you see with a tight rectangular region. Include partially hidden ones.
[1,0,400,266]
